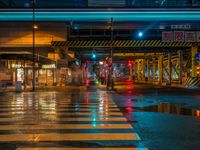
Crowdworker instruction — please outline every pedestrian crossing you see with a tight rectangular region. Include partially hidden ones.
[0,91,147,150]
[18,148,147,150]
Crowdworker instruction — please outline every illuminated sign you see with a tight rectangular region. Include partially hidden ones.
[114,53,136,57]
[12,64,23,68]
[162,31,173,42]
[42,64,56,69]
[185,32,196,42]
[171,25,191,29]
[197,31,200,42]
[162,31,200,42]
[174,31,185,42]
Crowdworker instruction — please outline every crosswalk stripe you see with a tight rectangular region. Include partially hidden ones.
[0,108,120,111]
[0,90,146,149]
[0,102,116,104]
[0,124,132,130]
[0,117,127,122]
[18,148,148,150]
[0,105,118,108]
[0,133,140,141]
[0,112,124,116]
[0,114,123,118]
[0,103,117,105]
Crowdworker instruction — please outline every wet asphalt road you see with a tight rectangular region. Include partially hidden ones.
[0,81,200,150]
[0,81,146,150]
[112,82,200,150]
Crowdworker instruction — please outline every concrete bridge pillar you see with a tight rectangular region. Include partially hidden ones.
[147,59,151,81]
[142,58,146,81]
[129,63,133,81]
[191,46,198,77]
[137,60,140,81]
[168,52,172,85]
[158,55,163,84]
[152,58,156,82]
[178,50,183,84]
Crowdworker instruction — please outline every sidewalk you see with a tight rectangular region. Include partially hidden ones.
[133,80,190,89]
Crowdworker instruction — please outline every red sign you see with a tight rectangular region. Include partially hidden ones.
[185,32,196,42]
[174,31,184,42]
[162,32,173,42]
[197,31,200,42]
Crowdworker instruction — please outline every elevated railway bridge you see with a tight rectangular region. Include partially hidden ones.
[0,8,200,87]
[52,40,200,87]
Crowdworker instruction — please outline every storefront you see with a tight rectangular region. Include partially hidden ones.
[38,64,56,86]
[0,51,81,87]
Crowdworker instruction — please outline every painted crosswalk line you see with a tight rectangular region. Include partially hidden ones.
[0,90,147,149]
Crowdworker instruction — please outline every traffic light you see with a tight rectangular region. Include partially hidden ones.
[128,60,131,67]
[105,58,110,67]
[92,53,96,59]
[92,50,96,59]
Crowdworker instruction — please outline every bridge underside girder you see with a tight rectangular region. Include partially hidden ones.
[52,40,197,48]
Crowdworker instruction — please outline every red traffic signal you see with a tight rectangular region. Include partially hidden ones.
[128,60,132,67]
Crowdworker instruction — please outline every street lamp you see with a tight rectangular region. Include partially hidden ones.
[138,31,143,37]
[33,24,38,29]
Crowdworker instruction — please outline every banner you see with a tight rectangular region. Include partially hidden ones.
[174,31,184,42]
[162,32,173,42]
[162,31,200,42]
[185,32,196,42]
[197,31,200,42]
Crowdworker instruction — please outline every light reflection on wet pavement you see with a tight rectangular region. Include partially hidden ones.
[112,82,200,150]
[0,84,147,150]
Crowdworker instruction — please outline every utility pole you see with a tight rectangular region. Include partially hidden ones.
[110,18,114,90]
[31,0,36,91]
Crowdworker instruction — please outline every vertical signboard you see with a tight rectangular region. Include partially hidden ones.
[174,31,184,42]
[185,32,196,42]
[197,31,200,42]
[162,32,173,42]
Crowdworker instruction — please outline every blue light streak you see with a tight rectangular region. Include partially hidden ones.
[0,9,200,21]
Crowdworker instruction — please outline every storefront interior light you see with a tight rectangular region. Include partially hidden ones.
[42,64,56,69]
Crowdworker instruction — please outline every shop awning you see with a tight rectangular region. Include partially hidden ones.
[0,51,55,64]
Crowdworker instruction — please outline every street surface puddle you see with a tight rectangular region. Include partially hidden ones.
[134,103,200,117]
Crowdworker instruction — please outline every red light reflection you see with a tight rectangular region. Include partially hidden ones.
[125,99,133,116]
[196,110,200,117]
[86,80,90,86]
[85,92,90,104]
